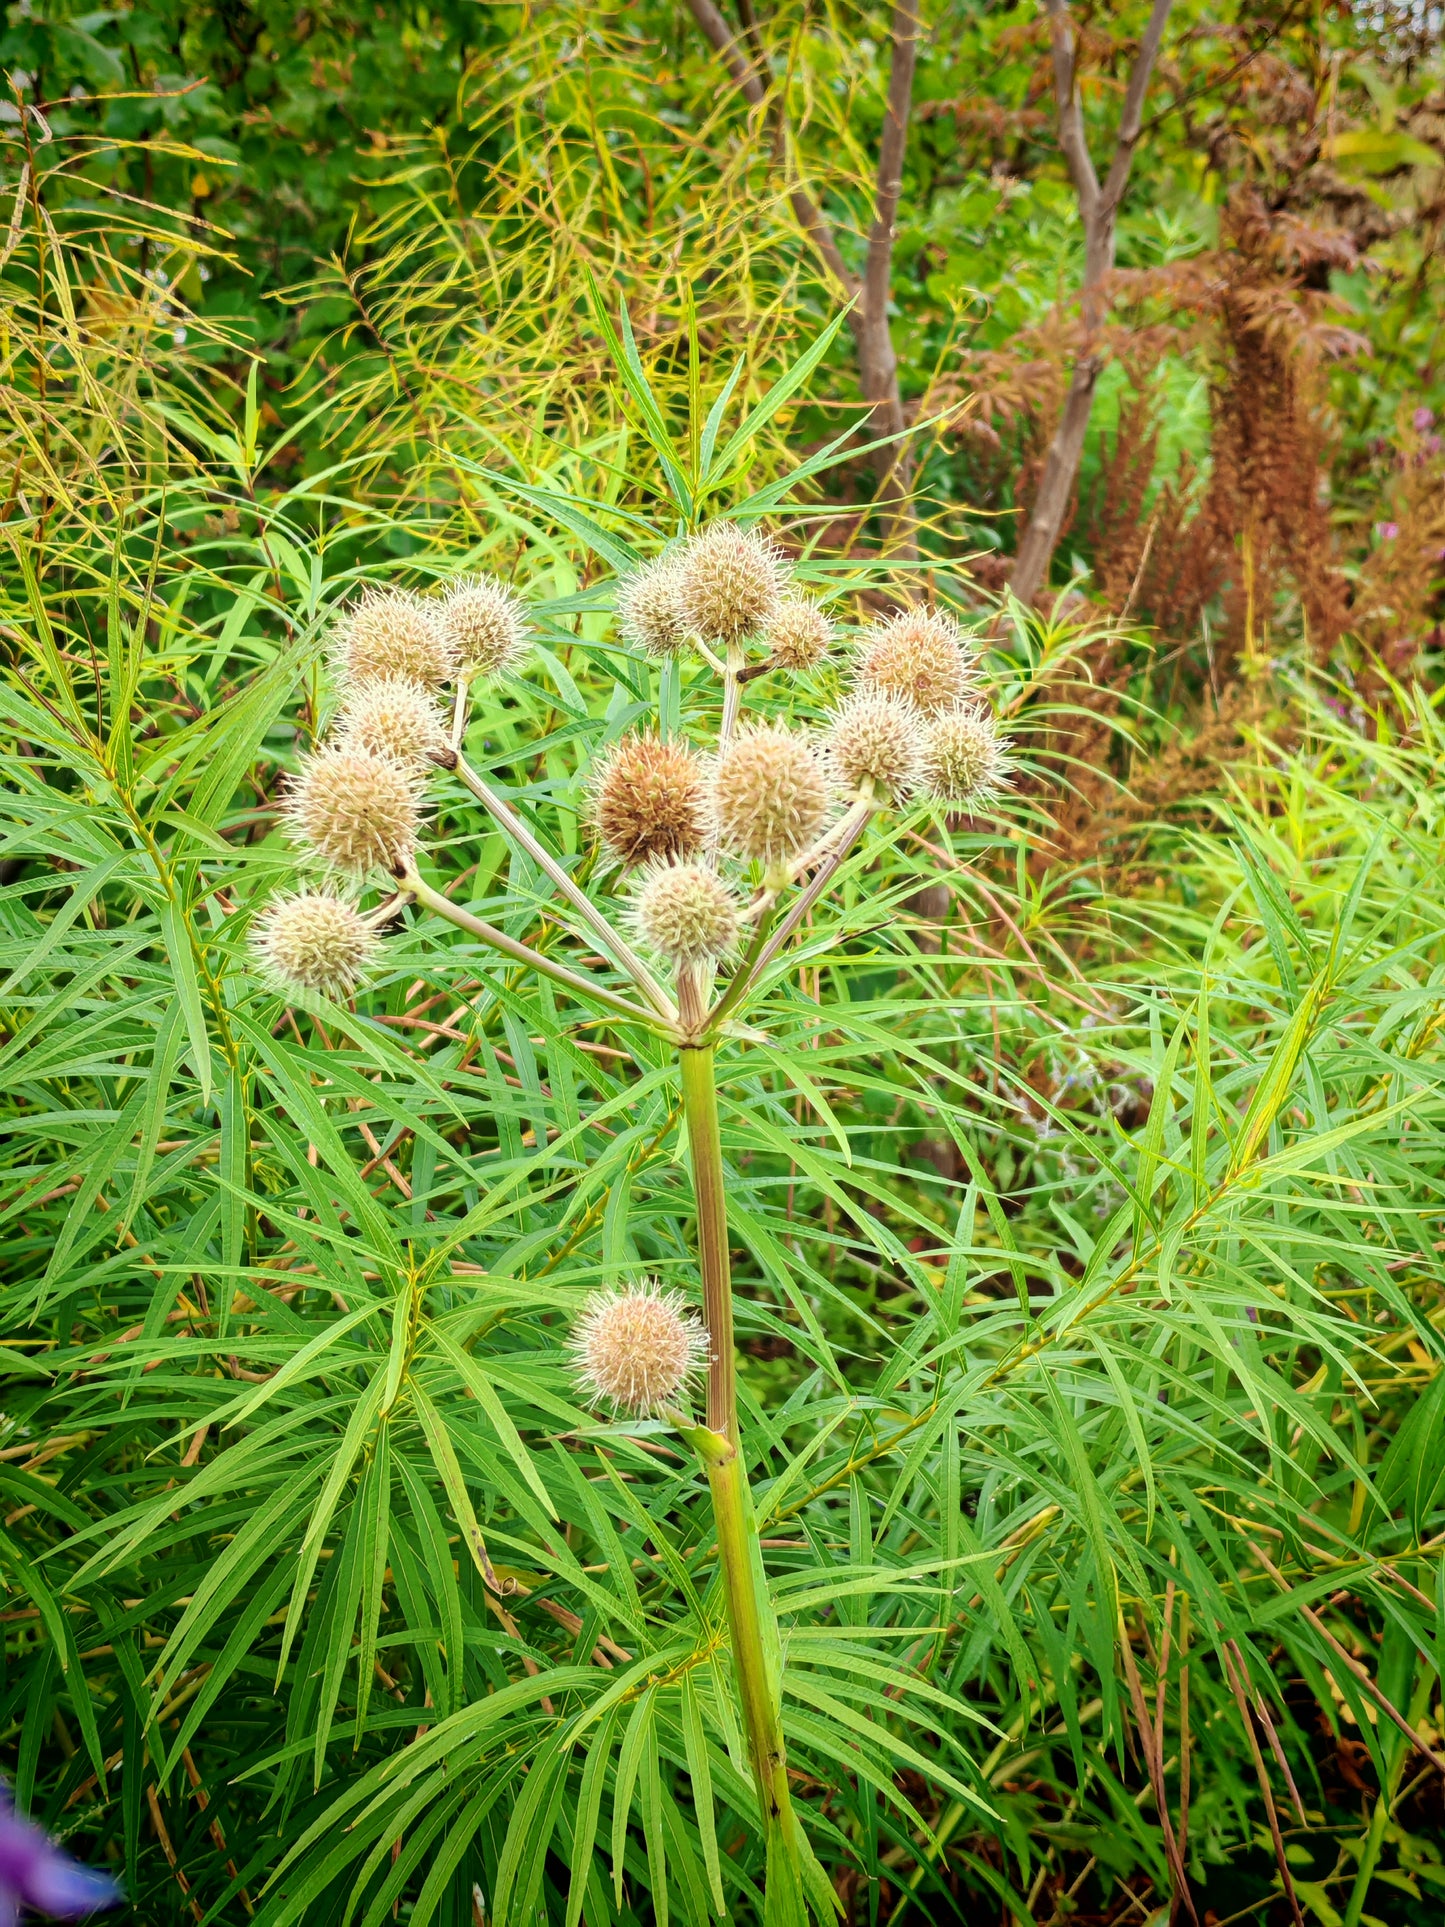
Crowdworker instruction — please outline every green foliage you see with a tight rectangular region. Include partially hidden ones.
[1,5,1444,1922]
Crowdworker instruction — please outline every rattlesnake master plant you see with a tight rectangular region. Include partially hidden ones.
[250,525,1011,1920]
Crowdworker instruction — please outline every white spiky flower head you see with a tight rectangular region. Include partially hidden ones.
[570,1280,708,1416]
[253,893,377,998]
[922,706,1016,806]
[765,597,833,672]
[436,575,530,680]
[712,722,829,867]
[855,605,979,717]
[616,554,690,659]
[676,523,787,646]
[825,691,926,805]
[335,676,446,767]
[332,589,458,691]
[285,743,422,876]
[631,859,741,965]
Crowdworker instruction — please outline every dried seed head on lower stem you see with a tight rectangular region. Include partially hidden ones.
[335,676,447,767]
[855,606,979,717]
[713,722,829,868]
[285,744,423,875]
[677,523,787,647]
[631,859,741,965]
[435,575,531,679]
[252,892,379,997]
[825,691,926,805]
[570,1281,708,1416]
[922,706,1016,805]
[591,733,710,867]
[333,589,458,690]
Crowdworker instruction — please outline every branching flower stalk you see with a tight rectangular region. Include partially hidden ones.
[251,529,1012,1904]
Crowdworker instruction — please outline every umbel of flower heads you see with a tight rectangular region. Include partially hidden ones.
[246,523,1013,1890]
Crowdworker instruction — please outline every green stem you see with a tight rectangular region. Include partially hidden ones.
[402,867,661,1031]
[679,1043,735,1439]
[678,1047,805,1890]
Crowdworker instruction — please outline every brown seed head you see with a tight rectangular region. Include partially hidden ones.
[922,706,1015,805]
[713,722,829,867]
[855,607,978,716]
[285,744,422,875]
[825,691,926,804]
[631,860,740,965]
[333,589,457,690]
[436,575,530,679]
[335,676,446,767]
[253,893,377,998]
[765,597,833,672]
[676,523,786,646]
[570,1281,707,1415]
[616,555,690,659]
[591,734,709,868]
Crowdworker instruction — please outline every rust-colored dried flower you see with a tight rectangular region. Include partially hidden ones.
[616,555,690,659]
[253,893,377,997]
[591,734,709,867]
[333,589,457,690]
[922,706,1015,804]
[765,597,833,672]
[285,744,421,875]
[676,523,786,645]
[825,692,925,804]
[436,575,530,679]
[335,676,446,767]
[712,722,829,867]
[855,607,978,717]
[570,1281,707,1415]
[631,860,740,964]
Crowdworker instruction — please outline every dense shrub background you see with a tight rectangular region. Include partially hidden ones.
[1,3,1443,1923]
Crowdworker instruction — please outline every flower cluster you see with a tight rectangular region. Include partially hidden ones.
[256,574,531,996]
[570,1280,707,1415]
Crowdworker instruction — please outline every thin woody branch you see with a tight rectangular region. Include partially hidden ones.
[1009,0,1176,607]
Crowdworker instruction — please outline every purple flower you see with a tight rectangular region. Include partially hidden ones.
[1377,522,1400,541]
[1414,405,1436,432]
[0,1787,120,1922]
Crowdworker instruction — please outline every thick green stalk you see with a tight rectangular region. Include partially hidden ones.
[679,1042,735,1439]
[679,1044,804,1886]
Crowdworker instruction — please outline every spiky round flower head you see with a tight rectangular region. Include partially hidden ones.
[765,596,833,673]
[676,523,786,646]
[333,589,457,691]
[855,606,979,717]
[616,554,690,660]
[570,1280,707,1416]
[922,705,1016,805]
[591,733,709,868]
[436,575,530,679]
[335,676,446,767]
[825,691,926,805]
[631,859,740,965]
[253,893,377,998]
[285,744,421,876]
[712,722,829,867]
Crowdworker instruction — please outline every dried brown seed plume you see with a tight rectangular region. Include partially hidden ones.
[591,734,709,867]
